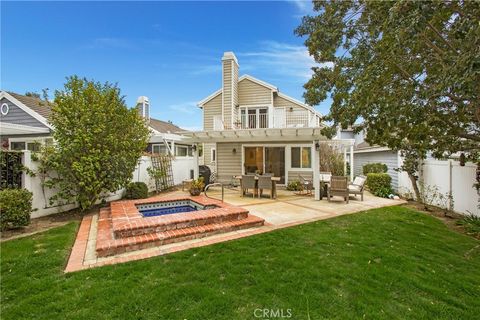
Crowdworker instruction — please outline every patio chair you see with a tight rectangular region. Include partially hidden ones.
[258,175,273,199]
[241,175,257,198]
[319,171,332,198]
[327,176,349,203]
[299,175,313,195]
[348,175,366,201]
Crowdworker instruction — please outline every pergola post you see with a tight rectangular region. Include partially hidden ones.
[313,140,320,200]
[193,143,199,179]
[350,144,354,181]
[343,146,347,177]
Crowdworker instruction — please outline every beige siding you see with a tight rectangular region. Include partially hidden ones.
[222,61,232,127]
[216,142,242,183]
[239,79,272,105]
[202,143,216,166]
[273,95,306,112]
[203,94,222,131]
[232,63,239,123]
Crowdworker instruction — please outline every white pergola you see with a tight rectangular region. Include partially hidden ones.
[178,127,355,201]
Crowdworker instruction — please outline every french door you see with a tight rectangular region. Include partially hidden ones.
[244,146,285,184]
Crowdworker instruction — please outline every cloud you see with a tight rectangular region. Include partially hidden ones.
[81,37,134,50]
[288,0,310,13]
[239,41,331,81]
[189,64,221,75]
[167,101,198,114]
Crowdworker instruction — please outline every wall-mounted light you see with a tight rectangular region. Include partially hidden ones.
[289,107,293,112]
[315,142,320,151]
[191,144,197,152]
[232,148,237,154]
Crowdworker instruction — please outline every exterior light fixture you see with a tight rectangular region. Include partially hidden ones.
[191,144,197,152]
[315,142,320,151]
[232,148,237,154]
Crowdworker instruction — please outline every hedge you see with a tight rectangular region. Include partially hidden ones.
[366,173,392,198]
[0,188,32,230]
[125,182,149,199]
[363,163,388,175]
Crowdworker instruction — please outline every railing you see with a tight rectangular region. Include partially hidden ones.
[240,113,268,129]
[204,182,224,202]
[212,110,319,130]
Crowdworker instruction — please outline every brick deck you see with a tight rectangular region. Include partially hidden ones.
[65,194,265,272]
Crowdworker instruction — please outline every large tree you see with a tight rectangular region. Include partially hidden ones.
[296,0,480,199]
[45,76,150,210]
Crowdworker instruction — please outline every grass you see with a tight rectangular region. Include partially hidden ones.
[1,206,480,319]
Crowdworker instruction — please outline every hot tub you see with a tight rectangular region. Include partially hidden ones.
[136,199,218,217]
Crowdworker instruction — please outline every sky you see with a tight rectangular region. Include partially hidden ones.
[1,0,332,130]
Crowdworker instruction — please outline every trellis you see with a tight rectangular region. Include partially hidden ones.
[150,155,174,192]
[0,151,23,189]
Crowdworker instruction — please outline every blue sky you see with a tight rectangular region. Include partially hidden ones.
[1,1,331,130]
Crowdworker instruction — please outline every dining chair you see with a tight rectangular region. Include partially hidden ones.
[241,175,257,198]
[258,176,273,199]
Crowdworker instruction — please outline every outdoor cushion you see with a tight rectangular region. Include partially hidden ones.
[348,185,362,192]
[353,176,366,186]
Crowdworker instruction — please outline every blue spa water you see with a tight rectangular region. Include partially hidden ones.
[140,205,198,217]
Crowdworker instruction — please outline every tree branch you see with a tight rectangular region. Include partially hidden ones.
[426,20,456,52]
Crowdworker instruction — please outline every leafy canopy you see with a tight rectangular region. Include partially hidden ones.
[296,0,479,161]
[45,76,150,210]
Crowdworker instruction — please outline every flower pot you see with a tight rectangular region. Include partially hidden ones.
[189,188,201,196]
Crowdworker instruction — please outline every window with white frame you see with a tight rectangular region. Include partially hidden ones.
[152,144,168,155]
[291,147,312,168]
[175,145,192,157]
[9,138,52,152]
[211,148,216,162]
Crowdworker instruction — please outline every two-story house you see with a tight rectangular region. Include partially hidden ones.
[182,52,355,194]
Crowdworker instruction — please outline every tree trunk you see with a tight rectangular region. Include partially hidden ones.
[408,172,422,204]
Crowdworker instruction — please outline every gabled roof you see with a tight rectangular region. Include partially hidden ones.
[196,74,321,117]
[149,118,185,134]
[197,74,278,108]
[0,91,52,129]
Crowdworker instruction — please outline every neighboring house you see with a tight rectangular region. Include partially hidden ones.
[134,96,196,183]
[0,91,54,151]
[181,52,351,190]
[337,127,401,191]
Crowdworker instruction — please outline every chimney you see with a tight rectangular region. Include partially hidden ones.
[136,96,150,121]
[222,52,239,128]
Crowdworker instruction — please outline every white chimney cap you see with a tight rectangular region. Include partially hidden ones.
[136,96,149,104]
[222,51,239,65]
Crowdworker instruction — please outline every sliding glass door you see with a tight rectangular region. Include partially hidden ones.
[243,146,285,184]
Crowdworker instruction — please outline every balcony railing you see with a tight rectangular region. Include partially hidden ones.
[212,110,319,131]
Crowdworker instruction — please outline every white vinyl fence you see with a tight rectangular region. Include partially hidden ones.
[22,152,195,218]
[398,158,479,216]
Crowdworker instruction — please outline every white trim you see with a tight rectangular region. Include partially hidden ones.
[0,91,52,129]
[239,75,278,91]
[0,122,50,134]
[354,146,391,154]
[8,136,53,151]
[1,103,9,115]
[197,89,222,108]
[276,92,322,117]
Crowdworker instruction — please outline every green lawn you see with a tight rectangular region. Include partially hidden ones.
[1,206,479,319]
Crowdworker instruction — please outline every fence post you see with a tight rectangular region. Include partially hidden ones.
[449,159,453,212]
[22,151,32,191]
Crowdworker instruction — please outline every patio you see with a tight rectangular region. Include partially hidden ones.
[65,187,404,272]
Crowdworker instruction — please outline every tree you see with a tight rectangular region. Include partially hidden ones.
[296,0,480,201]
[44,76,150,210]
[24,91,41,98]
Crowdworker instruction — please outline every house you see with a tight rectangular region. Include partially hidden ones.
[337,127,402,191]
[0,91,53,151]
[181,52,355,199]
[134,96,196,183]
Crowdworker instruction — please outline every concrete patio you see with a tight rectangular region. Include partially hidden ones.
[203,187,405,226]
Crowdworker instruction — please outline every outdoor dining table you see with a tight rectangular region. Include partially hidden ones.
[234,175,280,199]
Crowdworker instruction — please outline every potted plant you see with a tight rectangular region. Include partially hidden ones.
[189,177,205,196]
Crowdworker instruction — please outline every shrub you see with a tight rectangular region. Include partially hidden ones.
[457,214,480,237]
[286,180,303,191]
[125,182,148,199]
[0,189,32,230]
[363,163,388,175]
[366,173,392,198]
